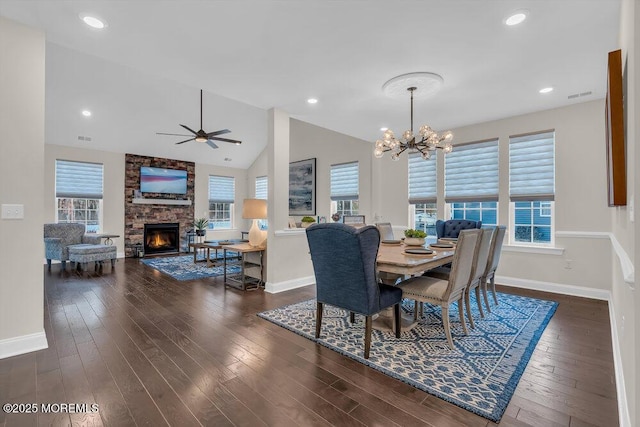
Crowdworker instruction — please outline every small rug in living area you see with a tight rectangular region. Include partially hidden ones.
[141,254,241,281]
[258,293,557,422]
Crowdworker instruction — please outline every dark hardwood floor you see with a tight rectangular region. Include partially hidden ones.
[0,258,618,426]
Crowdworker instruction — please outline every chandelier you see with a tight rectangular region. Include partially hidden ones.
[374,86,453,161]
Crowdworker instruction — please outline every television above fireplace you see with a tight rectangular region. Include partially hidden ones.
[140,166,187,194]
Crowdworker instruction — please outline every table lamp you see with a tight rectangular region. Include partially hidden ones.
[242,198,267,247]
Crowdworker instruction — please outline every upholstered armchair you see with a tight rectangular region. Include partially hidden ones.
[306,223,403,359]
[435,219,482,239]
[44,223,101,271]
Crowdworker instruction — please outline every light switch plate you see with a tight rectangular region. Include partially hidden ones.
[1,204,24,219]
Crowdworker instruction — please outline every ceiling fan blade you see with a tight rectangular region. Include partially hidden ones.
[210,136,242,144]
[176,137,195,145]
[156,132,192,137]
[206,129,231,137]
[180,124,198,135]
[206,140,219,149]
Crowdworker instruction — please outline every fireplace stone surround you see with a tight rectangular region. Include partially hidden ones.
[124,154,195,257]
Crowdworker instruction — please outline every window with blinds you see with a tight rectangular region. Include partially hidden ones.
[444,139,499,203]
[509,131,555,245]
[255,176,268,230]
[208,175,235,229]
[509,131,555,201]
[408,152,436,204]
[331,162,359,216]
[55,160,104,232]
[255,176,267,200]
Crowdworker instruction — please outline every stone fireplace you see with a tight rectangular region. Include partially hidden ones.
[124,154,195,257]
[144,223,180,255]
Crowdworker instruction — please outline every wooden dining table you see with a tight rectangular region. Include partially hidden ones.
[374,241,455,332]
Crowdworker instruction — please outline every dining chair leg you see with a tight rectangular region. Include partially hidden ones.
[394,304,401,338]
[364,315,372,359]
[482,280,492,313]
[458,297,468,335]
[490,275,499,305]
[349,312,355,323]
[442,306,454,350]
[464,289,476,329]
[475,286,485,318]
[413,300,419,321]
[315,302,323,338]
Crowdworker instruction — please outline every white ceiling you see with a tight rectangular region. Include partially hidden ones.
[0,0,621,168]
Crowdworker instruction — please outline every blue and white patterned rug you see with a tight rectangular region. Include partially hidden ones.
[141,254,241,281]
[258,293,557,422]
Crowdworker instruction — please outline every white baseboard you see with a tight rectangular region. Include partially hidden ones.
[265,275,315,294]
[495,275,610,300]
[0,331,48,359]
[607,296,632,427]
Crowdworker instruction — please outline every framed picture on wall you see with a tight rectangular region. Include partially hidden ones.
[605,49,626,206]
[289,158,316,215]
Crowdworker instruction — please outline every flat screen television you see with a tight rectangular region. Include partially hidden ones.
[140,167,188,194]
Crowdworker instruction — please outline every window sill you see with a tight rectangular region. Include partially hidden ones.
[274,229,306,236]
[502,244,564,256]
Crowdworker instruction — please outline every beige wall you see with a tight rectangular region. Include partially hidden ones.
[374,100,613,291]
[614,0,638,424]
[0,18,46,355]
[194,163,249,241]
[44,145,126,256]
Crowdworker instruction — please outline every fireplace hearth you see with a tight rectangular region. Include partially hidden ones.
[144,223,180,255]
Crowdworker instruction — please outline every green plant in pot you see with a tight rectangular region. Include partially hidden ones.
[194,218,209,236]
[301,216,316,228]
[404,229,427,246]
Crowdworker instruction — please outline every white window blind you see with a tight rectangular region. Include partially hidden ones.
[209,175,235,203]
[444,139,499,202]
[408,152,436,204]
[255,176,267,200]
[330,162,359,201]
[55,160,104,199]
[509,131,555,201]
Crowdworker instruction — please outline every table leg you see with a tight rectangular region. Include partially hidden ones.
[206,247,212,267]
[193,248,197,264]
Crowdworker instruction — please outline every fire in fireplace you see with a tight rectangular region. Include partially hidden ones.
[144,223,179,255]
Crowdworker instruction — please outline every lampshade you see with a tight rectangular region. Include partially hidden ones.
[242,198,267,219]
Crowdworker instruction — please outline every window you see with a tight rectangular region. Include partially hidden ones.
[445,139,499,227]
[330,162,359,216]
[255,176,268,230]
[509,130,555,245]
[408,152,437,234]
[208,175,235,229]
[55,160,103,233]
[450,202,498,228]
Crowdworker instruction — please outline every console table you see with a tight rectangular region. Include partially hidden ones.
[222,243,265,291]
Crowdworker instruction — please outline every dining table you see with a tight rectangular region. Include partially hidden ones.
[374,240,455,332]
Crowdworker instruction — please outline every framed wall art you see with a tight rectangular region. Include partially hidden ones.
[605,49,626,206]
[289,158,316,215]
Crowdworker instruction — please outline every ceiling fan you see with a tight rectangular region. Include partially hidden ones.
[157,89,242,149]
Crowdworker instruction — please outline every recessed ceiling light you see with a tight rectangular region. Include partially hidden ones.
[79,14,107,29]
[307,98,318,104]
[380,127,388,132]
[81,110,92,117]
[504,10,528,26]
[539,87,554,94]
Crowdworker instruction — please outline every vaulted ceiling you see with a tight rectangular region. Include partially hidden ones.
[0,0,620,168]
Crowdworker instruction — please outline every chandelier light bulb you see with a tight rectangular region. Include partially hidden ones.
[374,148,384,158]
[443,131,453,142]
[421,151,431,160]
[375,140,384,149]
[403,130,413,141]
[391,152,400,161]
[443,144,453,153]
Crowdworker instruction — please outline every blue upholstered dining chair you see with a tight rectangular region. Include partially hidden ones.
[306,223,403,359]
[435,219,482,239]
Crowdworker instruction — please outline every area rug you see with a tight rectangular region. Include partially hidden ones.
[258,293,557,422]
[141,254,241,281]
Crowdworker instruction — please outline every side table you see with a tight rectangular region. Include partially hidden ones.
[223,243,265,291]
